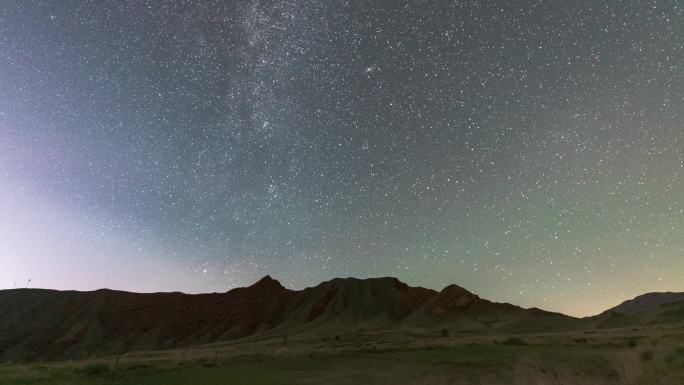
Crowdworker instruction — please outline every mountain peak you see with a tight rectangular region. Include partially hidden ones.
[441,283,469,292]
[251,275,285,289]
[440,283,478,298]
[0,275,585,361]
[422,283,480,316]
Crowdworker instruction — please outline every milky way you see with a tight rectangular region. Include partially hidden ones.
[1,0,682,316]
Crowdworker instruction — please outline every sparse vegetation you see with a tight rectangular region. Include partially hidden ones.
[501,337,528,346]
[78,362,110,376]
[640,350,654,362]
[1,325,682,385]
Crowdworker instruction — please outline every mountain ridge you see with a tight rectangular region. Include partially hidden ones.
[605,292,684,315]
[0,276,681,362]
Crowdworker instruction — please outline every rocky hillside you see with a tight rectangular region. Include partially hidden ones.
[5,276,677,362]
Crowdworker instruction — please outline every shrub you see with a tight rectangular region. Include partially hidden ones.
[501,337,527,346]
[640,351,654,362]
[440,329,450,337]
[80,363,110,376]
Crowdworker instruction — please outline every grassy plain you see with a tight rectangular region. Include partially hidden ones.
[1,325,683,385]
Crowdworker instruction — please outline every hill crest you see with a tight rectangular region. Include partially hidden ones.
[2,277,679,362]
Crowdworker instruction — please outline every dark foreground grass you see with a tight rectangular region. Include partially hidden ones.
[1,331,683,385]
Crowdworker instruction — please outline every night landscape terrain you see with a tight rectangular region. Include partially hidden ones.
[1,277,684,384]
[1,0,682,383]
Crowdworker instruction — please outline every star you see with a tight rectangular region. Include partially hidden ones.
[0,0,681,317]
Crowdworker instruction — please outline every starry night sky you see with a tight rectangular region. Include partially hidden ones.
[1,0,682,316]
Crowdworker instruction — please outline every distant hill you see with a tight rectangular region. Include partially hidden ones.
[590,292,684,329]
[607,292,684,315]
[0,277,680,362]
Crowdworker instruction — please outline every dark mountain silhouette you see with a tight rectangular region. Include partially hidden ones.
[406,283,582,330]
[0,279,294,361]
[0,277,681,362]
[589,292,684,328]
[607,292,684,315]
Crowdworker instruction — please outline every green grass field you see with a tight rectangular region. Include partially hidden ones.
[2,326,683,385]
